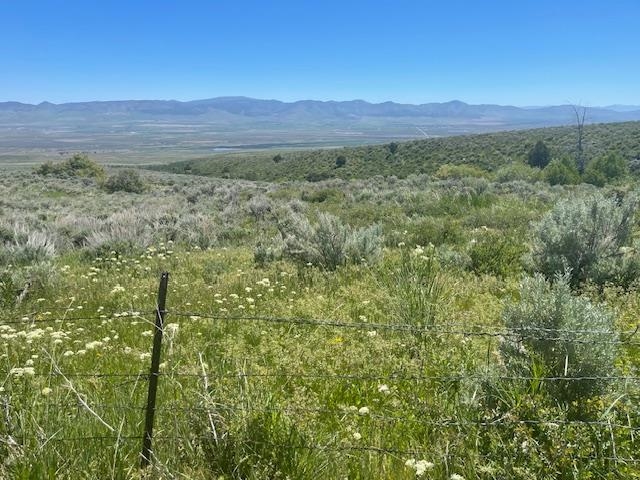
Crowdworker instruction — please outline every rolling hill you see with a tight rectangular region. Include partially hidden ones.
[153,121,640,182]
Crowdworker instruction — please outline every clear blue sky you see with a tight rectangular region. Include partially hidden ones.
[2,0,639,106]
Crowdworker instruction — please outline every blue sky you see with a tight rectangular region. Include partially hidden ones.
[1,0,639,106]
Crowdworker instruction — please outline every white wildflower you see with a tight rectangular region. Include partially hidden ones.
[377,384,390,394]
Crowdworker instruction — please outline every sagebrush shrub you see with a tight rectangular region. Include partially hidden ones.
[102,169,146,193]
[501,275,617,404]
[529,192,639,288]
[4,227,57,266]
[277,212,383,270]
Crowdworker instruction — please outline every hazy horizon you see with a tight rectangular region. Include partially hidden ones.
[2,95,639,110]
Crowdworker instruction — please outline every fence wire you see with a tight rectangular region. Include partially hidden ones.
[3,307,640,468]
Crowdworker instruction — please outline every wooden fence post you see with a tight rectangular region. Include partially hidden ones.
[140,271,169,469]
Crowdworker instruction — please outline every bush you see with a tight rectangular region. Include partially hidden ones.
[300,188,344,204]
[246,195,272,221]
[468,231,526,278]
[102,169,146,193]
[2,227,57,266]
[35,153,105,179]
[406,217,465,247]
[501,275,617,404]
[544,156,580,185]
[494,162,543,183]
[584,152,628,187]
[277,212,383,270]
[0,263,58,308]
[529,192,639,288]
[527,140,551,169]
[434,163,489,180]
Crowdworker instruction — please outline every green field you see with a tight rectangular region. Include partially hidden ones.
[2,125,640,478]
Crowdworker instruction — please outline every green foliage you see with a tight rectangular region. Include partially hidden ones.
[544,156,580,185]
[405,217,465,247]
[197,410,316,479]
[527,140,551,168]
[468,231,526,278]
[529,192,639,288]
[387,245,444,327]
[0,263,57,308]
[304,171,334,182]
[277,212,383,270]
[501,275,617,404]
[494,162,543,183]
[335,155,347,168]
[434,163,489,179]
[300,188,345,203]
[155,121,640,182]
[35,153,105,179]
[584,152,629,186]
[4,140,640,477]
[102,169,146,193]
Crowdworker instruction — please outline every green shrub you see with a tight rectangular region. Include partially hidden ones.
[527,140,551,168]
[434,163,489,180]
[3,229,56,266]
[0,263,58,308]
[529,192,639,288]
[544,156,580,185]
[35,153,105,179]
[584,152,629,186]
[501,275,617,404]
[102,169,146,193]
[468,231,526,278]
[277,212,383,270]
[300,188,344,203]
[406,216,465,246]
[494,162,543,183]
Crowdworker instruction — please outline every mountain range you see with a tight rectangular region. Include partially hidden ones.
[2,97,640,123]
[1,97,640,164]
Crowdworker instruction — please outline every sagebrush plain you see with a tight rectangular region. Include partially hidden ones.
[2,122,640,479]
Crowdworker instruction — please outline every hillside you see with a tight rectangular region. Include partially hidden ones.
[153,121,640,181]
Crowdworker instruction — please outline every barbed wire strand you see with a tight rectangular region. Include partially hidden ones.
[167,312,640,345]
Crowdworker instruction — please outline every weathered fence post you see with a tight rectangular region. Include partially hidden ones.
[140,271,169,469]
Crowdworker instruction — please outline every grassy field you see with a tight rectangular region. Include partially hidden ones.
[2,127,640,478]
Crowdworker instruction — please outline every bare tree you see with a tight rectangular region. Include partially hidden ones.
[571,104,588,174]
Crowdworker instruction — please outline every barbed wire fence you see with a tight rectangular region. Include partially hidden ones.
[2,271,640,473]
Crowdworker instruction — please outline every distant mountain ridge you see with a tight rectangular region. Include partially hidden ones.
[2,97,640,164]
[1,96,640,123]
